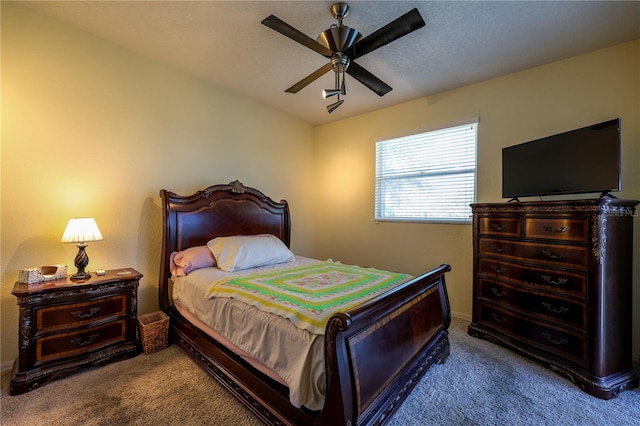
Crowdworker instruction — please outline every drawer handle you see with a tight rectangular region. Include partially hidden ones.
[491,287,508,297]
[495,246,507,253]
[491,265,507,274]
[490,313,507,323]
[543,226,569,234]
[70,333,99,347]
[491,223,506,231]
[542,302,569,314]
[541,332,568,346]
[541,275,569,285]
[71,307,100,319]
[542,250,568,260]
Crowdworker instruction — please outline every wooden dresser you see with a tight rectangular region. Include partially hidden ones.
[10,268,142,395]
[468,199,638,399]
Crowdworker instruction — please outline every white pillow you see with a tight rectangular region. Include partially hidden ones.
[207,234,294,272]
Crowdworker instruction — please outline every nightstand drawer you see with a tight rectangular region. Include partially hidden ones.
[524,217,588,243]
[35,320,127,363]
[477,303,587,367]
[36,294,127,333]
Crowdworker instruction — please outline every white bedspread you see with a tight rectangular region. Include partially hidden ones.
[172,256,327,411]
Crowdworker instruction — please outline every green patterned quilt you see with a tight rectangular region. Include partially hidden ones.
[207,261,412,334]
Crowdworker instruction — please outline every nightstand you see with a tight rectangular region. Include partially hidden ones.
[10,268,142,395]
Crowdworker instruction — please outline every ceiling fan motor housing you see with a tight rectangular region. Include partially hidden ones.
[317,26,362,53]
[318,3,360,74]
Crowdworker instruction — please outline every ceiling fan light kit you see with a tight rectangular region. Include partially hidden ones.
[322,89,342,99]
[327,99,345,113]
[262,2,425,113]
[322,63,348,112]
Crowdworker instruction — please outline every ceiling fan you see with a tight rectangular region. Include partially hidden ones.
[262,2,425,113]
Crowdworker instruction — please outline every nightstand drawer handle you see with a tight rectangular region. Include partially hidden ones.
[491,287,508,297]
[491,223,506,231]
[543,226,569,233]
[542,332,568,346]
[490,313,507,323]
[71,307,100,319]
[542,250,567,260]
[541,275,569,285]
[542,302,569,314]
[70,333,99,346]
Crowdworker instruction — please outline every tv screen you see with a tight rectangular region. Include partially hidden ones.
[502,119,621,199]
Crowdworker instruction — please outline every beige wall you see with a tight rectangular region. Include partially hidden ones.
[1,4,316,367]
[314,41,640,358]
[2,4,640,369]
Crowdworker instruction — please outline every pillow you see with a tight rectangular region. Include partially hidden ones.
[207,234,294,272]
[170,245,216,277]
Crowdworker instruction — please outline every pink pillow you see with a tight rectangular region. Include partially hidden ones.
[170,246,216,277]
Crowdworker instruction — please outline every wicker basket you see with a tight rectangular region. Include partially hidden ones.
[138,311,169,355]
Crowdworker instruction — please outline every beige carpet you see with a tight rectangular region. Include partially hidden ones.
[1,343,261,426]
[2,318,639,425]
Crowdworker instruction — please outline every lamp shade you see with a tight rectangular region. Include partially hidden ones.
[61,218,103,243]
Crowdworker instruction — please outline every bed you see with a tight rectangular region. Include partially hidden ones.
[159,180,452,426]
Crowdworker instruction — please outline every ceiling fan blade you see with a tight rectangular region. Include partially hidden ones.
[285,63,333,93]
[262,15,333,57]
[349,8,425,59]
[347,62,392,96]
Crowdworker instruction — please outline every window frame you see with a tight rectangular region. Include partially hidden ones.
[374,120,478,224]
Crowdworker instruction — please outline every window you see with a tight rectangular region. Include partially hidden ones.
[375,121,477,223]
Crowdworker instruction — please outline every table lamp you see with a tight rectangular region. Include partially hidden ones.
[61,218,103,281]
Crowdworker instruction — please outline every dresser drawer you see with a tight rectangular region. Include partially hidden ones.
[479,238,589,271]
[525,217,589,243]
[477,303,587,367]
[478,216,521,237]
[477,258,587,297]
[478,278,586,329]
[36,294,127,333]
[35,320,127,364]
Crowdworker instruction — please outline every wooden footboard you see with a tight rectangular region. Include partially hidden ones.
[319,264,451,426]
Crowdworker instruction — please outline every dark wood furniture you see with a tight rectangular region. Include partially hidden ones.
[468,199,639,399]
[10,268,142,395]
[159,180,452,426]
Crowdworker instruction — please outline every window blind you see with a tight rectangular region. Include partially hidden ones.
[375,122,477,223]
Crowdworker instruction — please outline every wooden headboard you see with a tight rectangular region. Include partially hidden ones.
[158,180,291,310]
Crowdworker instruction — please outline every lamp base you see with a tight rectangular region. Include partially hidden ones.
[70,272,91,281]
[71,243,91,281]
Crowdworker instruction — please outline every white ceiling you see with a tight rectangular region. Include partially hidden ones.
[23,1,640,126]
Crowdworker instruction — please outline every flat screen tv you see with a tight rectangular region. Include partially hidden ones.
[502,119,621,199]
